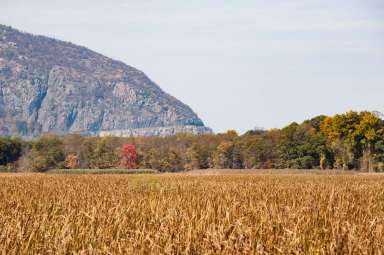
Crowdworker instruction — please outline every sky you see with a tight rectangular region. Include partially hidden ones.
[1,0,383,133]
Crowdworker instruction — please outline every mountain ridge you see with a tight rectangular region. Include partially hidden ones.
[0,24,212,137]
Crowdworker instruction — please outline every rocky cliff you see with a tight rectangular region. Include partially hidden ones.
[0,25,212,137]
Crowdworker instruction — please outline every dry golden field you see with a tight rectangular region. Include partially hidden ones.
[0,170,383,254]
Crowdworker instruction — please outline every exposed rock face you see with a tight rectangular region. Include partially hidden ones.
[0,25,212,137]
[98,125,212,137]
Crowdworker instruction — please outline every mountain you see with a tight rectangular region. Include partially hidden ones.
[0,25,212,137]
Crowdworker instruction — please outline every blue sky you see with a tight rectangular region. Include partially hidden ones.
[1,0,383,133]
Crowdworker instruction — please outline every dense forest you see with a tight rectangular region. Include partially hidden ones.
[1,111,383,172]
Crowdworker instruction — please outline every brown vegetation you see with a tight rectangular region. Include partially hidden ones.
[0,171,383,254]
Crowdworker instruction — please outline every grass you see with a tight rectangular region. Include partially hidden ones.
[0,171,383,254]
[46,168,159,175]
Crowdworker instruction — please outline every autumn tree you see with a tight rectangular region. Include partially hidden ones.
[161,150,183,172]
[238,129,282,169]
[185,143,210,170]
[226,130,239,141]
[119,144,137,169]
[78,138,96,169]
[321,111,384,171]
[212,141,234,169]
[140,148,161,170]
[6,110,382,173]
[65,154,79,169]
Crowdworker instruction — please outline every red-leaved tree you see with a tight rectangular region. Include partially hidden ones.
[120,144,137,169]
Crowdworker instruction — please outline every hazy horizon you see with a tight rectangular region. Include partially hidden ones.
[1,0,383,133]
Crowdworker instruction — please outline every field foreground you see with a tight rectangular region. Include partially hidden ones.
[0,171,383,254]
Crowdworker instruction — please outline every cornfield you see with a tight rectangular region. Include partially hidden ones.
[0,171,383,254]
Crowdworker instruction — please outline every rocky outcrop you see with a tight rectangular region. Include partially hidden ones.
[98,125,213,137]
[0,25,212,137]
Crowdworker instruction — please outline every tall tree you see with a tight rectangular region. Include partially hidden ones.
[212,141,234,169]
[119,144,137,169]
[30,135,65,172]
[89,137,119,169]
[0,137,23,166]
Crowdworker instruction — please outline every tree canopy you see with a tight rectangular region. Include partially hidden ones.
[1,111,383,172]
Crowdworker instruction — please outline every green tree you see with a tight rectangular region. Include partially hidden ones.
[0,137,23,166]
[373,140,384,171]
[89,137,119,169]
[30,135,65,172]
[280,122,327,169]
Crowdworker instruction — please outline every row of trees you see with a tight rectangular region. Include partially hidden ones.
[1,111,383,172]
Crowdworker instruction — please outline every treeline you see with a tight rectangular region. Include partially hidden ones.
[1,111,384,172]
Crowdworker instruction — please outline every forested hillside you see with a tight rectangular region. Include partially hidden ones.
[1,111,383,172]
